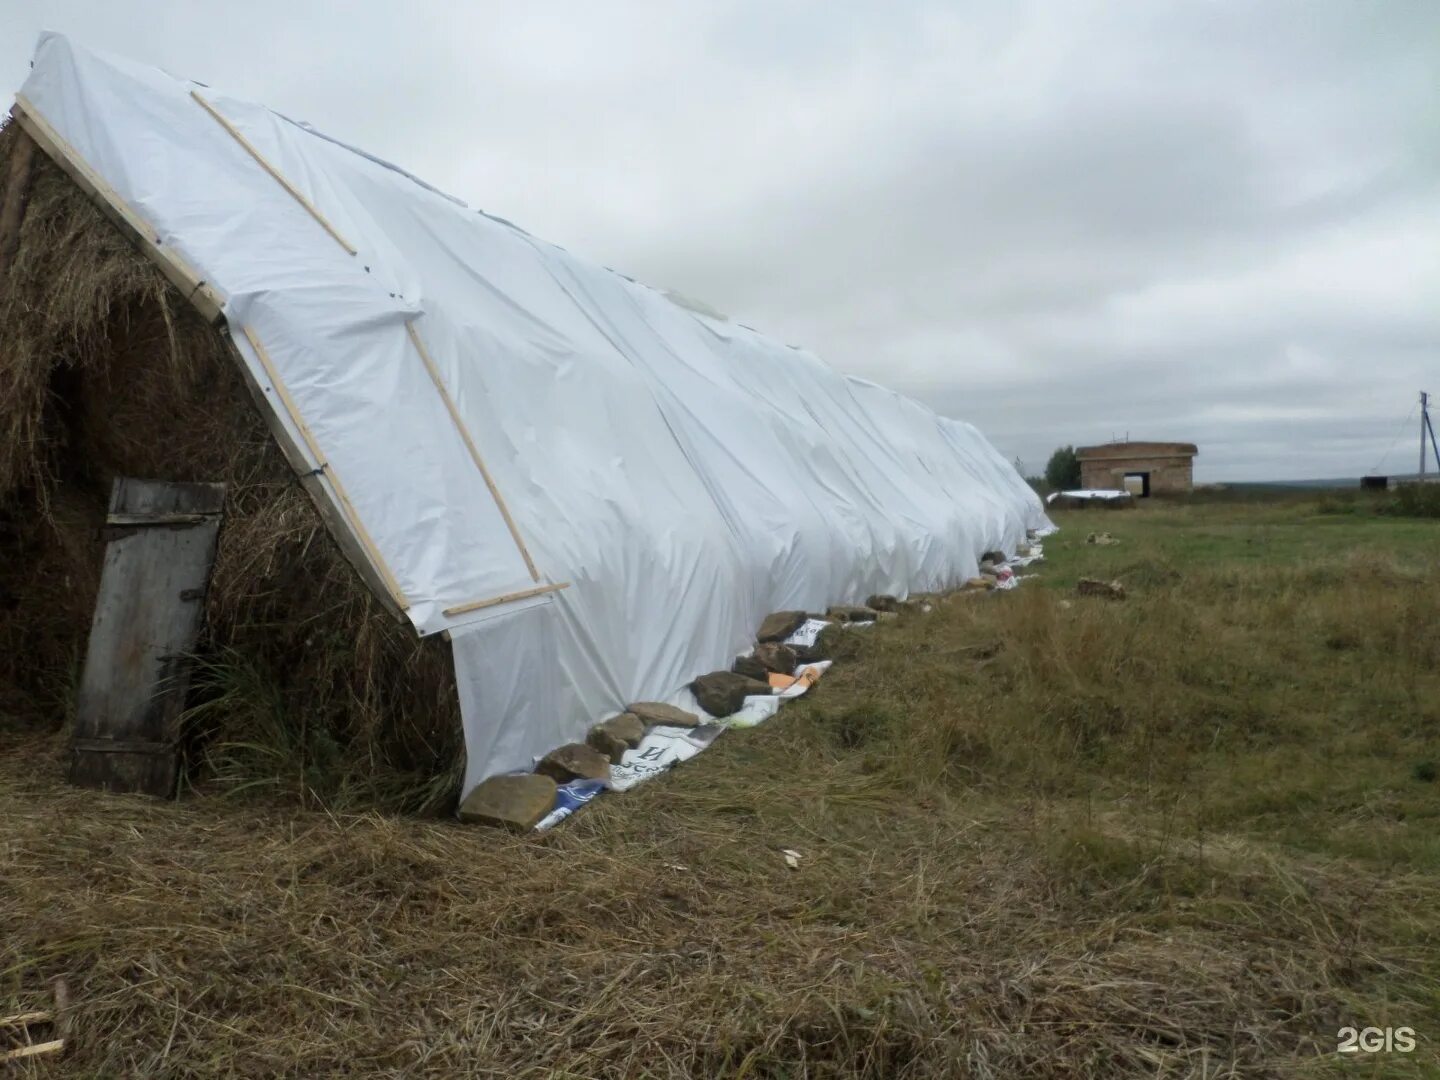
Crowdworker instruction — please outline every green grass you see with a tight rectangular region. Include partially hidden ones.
[1043,498,1440,589]
[782,496,1440,1073]
[1026,501,1440,876]
[2,495,1439,1076]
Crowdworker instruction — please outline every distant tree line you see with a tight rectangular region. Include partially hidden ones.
[1045,445,1081,490]
[1022,445,1081,494]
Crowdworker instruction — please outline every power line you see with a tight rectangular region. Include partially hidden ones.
[1369,400,1418,476]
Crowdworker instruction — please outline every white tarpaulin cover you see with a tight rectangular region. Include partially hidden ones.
[1047,489,1131,502]
[18,35,1052,799]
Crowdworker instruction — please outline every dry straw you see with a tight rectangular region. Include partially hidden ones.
[4,529,1439,1074]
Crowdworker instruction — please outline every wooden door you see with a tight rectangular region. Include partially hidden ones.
[70,478,225,795]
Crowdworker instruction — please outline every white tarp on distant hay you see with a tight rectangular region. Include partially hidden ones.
[17,35,1053,799]
[1046,489,1131,502]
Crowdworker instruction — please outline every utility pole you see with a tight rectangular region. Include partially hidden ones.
[1424,391,1432,479]
[1424,391,1440,481]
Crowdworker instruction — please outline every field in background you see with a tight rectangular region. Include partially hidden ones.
[3,497,1438,1077]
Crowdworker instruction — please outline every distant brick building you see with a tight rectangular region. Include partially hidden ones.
[1075,441,1197,497]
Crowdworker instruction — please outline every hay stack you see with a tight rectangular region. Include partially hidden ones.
[0,119,462,812]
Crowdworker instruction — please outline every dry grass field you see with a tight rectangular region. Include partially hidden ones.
[3,496,1439,1077]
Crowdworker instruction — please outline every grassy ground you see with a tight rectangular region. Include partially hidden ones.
[3,497,1439,1077]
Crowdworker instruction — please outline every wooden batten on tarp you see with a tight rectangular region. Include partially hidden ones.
[189,90,359,256]
[70,478,226,796]
[442,581,569,618]
[239,325,411,612]
[406,322,542,583]
[9,96,225,323]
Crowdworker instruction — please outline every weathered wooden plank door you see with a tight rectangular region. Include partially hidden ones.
[70,478,225,795]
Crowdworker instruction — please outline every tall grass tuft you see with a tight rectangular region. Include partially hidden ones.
[1383,481,1440,519]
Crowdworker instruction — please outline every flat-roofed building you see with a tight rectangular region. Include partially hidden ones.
[1075,441,1197,497]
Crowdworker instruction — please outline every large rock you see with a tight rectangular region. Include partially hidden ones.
[757,610,807,643]
[535,742,613,783]
[793,624,839,664]
[602,712,645,746]
[628,701,702,729]
[1077,577,1126,600]
[826,604,878,623]
[690,671,771,718]
[752,642,797,674]
[587,725,631,764]
[731,654,770,681]
[458,773,557,831]
[865,594,900,612]
[587,713,646,763]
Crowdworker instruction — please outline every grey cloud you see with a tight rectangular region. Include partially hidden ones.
[2,0,1436,481]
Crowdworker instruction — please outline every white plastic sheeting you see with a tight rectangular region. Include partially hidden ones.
[18,35,1052,798]
[1047,489,1132,502]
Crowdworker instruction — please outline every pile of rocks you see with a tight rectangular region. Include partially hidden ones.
[460,605,844,829]
[460,702,703,830]
[957,551,1015,592]
[460,543,1041,829]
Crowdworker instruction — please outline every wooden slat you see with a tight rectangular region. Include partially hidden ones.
[10,95,224,323]
[72,738,175,755]
[406,321,541,582]
[217,328,404,623]
[442,581,569,618]
[190,90,358,256]
[70,479,225,796]
[107,479,226,518]
[239,325,409,611]
[107,512,215,527]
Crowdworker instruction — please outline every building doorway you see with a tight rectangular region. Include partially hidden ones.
[1123,471,1151,497]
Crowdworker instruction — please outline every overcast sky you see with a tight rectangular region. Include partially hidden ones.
[4,2,1437,481]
